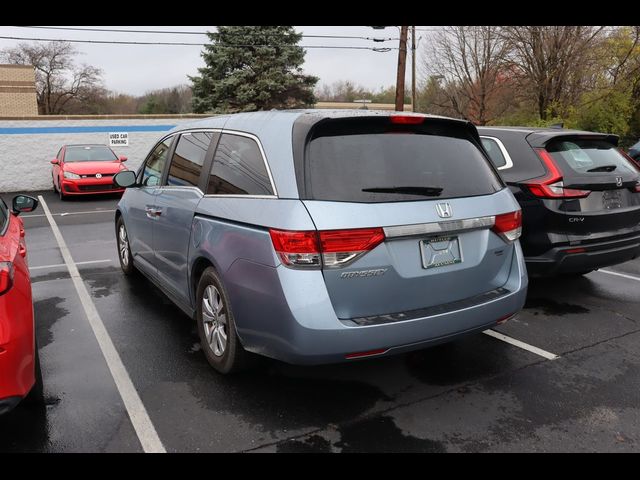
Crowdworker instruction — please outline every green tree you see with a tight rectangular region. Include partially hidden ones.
[191,26,318,113]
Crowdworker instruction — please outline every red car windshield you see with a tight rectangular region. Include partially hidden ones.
[65,146,118,162]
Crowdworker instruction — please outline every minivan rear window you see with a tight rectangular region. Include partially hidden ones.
[304,119,503,203]
[546,139,639,176]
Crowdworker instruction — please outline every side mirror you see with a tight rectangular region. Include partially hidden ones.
[113,170,137,188]
[119,155,128,163]
[51,158,60,165]
[12,195,38,215]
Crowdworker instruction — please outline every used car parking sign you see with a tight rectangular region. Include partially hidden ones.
[109,132,129,147]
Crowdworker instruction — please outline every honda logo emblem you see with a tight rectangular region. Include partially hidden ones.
[436,203,453,218]
[616,176,623,187]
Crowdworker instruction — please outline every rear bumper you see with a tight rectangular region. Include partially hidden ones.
[526,234,640,276]
[228,242,528,365]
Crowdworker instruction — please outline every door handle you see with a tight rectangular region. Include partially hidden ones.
[145,207,163,219]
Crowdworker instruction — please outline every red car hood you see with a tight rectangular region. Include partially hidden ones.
[63,161,125,175]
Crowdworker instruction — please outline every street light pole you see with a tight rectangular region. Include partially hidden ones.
[395,26,409,112]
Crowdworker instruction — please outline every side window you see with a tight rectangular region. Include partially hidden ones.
[0,199,8,234]
[166,132,213,188]
[481,137,509,170]
[56,148,63,161]
[141,137,173,187]
[207,134,274,196]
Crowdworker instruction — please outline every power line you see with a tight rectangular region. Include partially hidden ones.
[12,26,399,42]
[0,36,396,51]
[0,35,396,51]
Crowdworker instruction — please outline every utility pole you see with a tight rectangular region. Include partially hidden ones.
[411,26,417,112]
[395,26,409,112]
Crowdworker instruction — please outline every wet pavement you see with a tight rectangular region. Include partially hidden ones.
[1,190,639,452]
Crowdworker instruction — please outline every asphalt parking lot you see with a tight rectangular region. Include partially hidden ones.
[1,190,639,452]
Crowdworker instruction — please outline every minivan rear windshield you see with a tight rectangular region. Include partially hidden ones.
[546,139,638,176]
[303,118,503,203]
[65,146,118,162]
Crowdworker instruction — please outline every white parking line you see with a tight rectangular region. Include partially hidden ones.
[483,329,560,361]
[30,259,113,271]
[596,269,640,282]
[24,209,116,218]
[38,195,165,454]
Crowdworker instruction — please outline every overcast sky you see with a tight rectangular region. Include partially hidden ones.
[0,26,436,96]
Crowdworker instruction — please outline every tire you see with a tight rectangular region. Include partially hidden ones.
[58,181,66,201]
[23,345,44,406]
[116,217,135,275]
[196,267,252,374]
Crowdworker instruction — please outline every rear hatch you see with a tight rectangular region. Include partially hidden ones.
[279,115,522,320]
[522,134,640,238]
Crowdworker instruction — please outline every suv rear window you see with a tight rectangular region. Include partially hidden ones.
[304,118,503,203]
[546,139,638,176]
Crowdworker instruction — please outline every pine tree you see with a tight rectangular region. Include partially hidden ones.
[191,26,318,113]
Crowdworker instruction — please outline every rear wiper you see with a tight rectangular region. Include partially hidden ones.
[587,165,617,172]
[362,186,443,196]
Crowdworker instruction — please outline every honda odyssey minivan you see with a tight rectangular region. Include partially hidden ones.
[113,110,528,373]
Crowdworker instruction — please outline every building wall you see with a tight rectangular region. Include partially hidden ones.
[0,117,205,193]
[0,65,38,116]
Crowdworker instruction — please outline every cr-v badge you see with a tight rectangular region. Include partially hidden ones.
[436,203,453,218]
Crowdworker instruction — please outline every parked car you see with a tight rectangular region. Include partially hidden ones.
[0,195,43,415]
[113,111,528,374]
[629,140,640,163]
[478,127,640,276]
[51,144,129,200]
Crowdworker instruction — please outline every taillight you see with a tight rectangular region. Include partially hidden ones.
[319,228,385,267]
[269,230,321,268]
[526,149,591,199]
[0,262,14,296]
[634,182,640,193]
[492,211,522,243]
[269,228,385,269]
[390,115,424,125]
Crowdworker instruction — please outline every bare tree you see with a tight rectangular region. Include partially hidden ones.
[422,26,513,125]
[501,26,604,120]
[1,41,103,115]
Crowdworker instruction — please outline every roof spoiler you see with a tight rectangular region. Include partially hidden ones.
[526,131,619,148]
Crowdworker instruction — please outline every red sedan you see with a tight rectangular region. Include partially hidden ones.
[0,195,42,415]
[52,144,129,200]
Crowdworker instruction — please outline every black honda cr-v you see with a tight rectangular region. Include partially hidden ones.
[478,127,640,276]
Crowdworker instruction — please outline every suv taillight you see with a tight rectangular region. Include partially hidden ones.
[0,262,14,296]
[492,211,522,243]
[526,149,591,199]
[269,228,385,269]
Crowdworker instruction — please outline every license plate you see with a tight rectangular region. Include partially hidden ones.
[602,190,623,210]
[420,236,462,269]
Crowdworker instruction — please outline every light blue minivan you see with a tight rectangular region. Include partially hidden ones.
[113,110,528,373]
